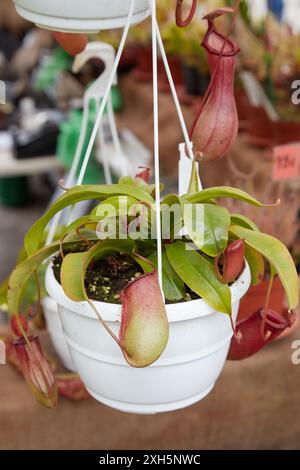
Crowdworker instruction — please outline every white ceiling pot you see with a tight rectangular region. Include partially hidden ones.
[12,0,150,33]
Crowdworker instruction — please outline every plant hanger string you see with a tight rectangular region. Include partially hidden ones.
[74,2,136,188]
[155,21,198,168]
[45,0,137,246]
[46,0,202,290]
[150,0,163,290]
[176,0,198,28]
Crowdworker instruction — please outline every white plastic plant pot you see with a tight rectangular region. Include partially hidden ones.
[42,296,76,372]
[45,262,251,414]
[12,0,150,33]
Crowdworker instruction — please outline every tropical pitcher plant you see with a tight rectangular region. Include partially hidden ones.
[4,2,299,408]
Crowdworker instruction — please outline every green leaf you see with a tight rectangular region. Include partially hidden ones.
[166,241,232,315]
[0,277,8,307]
[132,255,154,274]
[148,250,186,301]
[187,159,201,195]
[244,245,265,286]
[25,184,153,255]
[60,215,99,239]
[185,186,274,207]
[118,176,157,195]
[230,225,299,309]
[230,214,260,232]
[92,195,140,217]
[182,200,230,256]
[7,240,73,315]
[161,194,184,240]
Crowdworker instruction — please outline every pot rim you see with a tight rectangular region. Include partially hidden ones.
[13,0,150,33]
[45,256,251,323]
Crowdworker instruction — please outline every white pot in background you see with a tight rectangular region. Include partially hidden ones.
[12,0,150,33]
[45,262,251,414]
[42,296,76,372]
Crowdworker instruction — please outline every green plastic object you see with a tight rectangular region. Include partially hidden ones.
[57,105,118,184]
[111,85,123,113]
[34,47,73,92]
[34,46,123,113]
[0,176,31,207]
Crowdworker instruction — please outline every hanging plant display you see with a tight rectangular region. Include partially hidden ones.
[4,0,299,415]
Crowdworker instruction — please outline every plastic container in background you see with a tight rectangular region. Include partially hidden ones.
[0,176,31,207]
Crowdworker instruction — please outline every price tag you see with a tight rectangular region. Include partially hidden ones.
[272,143,300,181]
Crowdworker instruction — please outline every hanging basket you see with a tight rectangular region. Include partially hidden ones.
[45,261,251,414]
[12,0,150,33]
[42,296,76,372]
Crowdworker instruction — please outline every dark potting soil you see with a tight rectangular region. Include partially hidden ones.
[52,245,201,305]
[53,249,144,304]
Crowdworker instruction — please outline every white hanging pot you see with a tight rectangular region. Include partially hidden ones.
[42,296,76,372]
[12,0,150,33]
[45,261,251,414]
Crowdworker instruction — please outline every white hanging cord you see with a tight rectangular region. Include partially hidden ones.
[98,120,113,184]
[76,0,136,186]
[66,106,90,188]
[45,104,90,245]
[107,93,127,177]
[46,0,136,244]
[150,0,163,291]
[155,22,198,167]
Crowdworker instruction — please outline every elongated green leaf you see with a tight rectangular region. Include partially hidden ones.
[25,184,153,255]
[93,196,154,241]
[0,277,8,307]
[118,176,157,195]
[161,194,184,240]
[148,251,186,301]
[230,214,260,232]
[244,245,265,286]
[182,200,230,256]
[185,186,274,207]
[61,240,134,301]
[166,241,232,314]
[7,240,73,315]
[187,159,201,194]
[92,196,139,217]
[230,225,299,308]
[60,216,99,239]
[133,255,154,274]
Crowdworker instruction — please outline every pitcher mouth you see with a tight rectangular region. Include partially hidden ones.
[202,28,240,58]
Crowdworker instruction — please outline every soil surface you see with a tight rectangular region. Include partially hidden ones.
[53,246,143,304]
[52,244,201,304]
